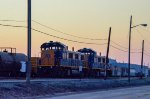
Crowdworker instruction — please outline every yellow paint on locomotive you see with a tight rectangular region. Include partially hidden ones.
[31,57,40,66]
[41,50,55,66]
[31,57,40,73]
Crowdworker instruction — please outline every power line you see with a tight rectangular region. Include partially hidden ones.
[1,22,150,56]
[135,29,150,53]
[110,44,150,57]
[144,53,150,57]
[0,23,144,52]
[111,40,128,49]
[0,19,107,41]
[135,29,150,45]
[110,45,141,53]
[0,23,107,45]
[145,50,150,55]
[111,40,141,51]
[111,43,150,59]
[33,28,145,53]
[110,45,128,52]
[0,19,145,52]
[140,27,150,34]
[0,20,25,23]
[133,29,150,54]
[32,20,107,41]
[0,23,26,28]
[32,28,107,45]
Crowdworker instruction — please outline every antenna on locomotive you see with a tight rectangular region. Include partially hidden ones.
[66,46,68,50]
[99,52,101,56]
[72,47,75,51]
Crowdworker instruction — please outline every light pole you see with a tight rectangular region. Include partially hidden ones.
[128,16,147,83]
[26,0,32,84]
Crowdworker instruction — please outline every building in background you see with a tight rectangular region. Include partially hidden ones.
[109,58,150,77]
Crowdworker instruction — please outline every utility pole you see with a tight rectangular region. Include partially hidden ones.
[128,16,132,83]
[26,0,32,84]
[104,27,111,80]
[141,40,144,79]
[128,16,147,83]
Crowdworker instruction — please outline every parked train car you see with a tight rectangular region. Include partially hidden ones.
[0,47,27,77]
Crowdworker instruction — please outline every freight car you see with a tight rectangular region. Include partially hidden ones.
[31,41,112,78]
[0,47,27,77]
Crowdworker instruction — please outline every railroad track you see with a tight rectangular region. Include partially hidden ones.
[0,77,142,83]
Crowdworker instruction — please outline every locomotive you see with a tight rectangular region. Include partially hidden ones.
[0,47,27,77]
[31,41,112,77]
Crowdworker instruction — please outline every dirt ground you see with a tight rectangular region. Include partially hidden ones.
[0,78,150,99]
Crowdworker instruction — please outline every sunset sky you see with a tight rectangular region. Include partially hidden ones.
[0,0,150,65]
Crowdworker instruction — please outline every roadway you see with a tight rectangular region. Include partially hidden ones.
[48,85,150,99]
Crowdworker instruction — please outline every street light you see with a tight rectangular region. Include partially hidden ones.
[131,24,147,28]
[141,24,147,27]
[128,16,147,83]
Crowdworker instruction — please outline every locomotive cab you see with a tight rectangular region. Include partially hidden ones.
[78,48,96,68]
[40,41,67,66]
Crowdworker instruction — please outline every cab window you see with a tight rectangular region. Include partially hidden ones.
[75,54,79,59]
[69,53,73,59]
[98,58,101,62]
[81,55,84,60]
[102,58,105,63]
